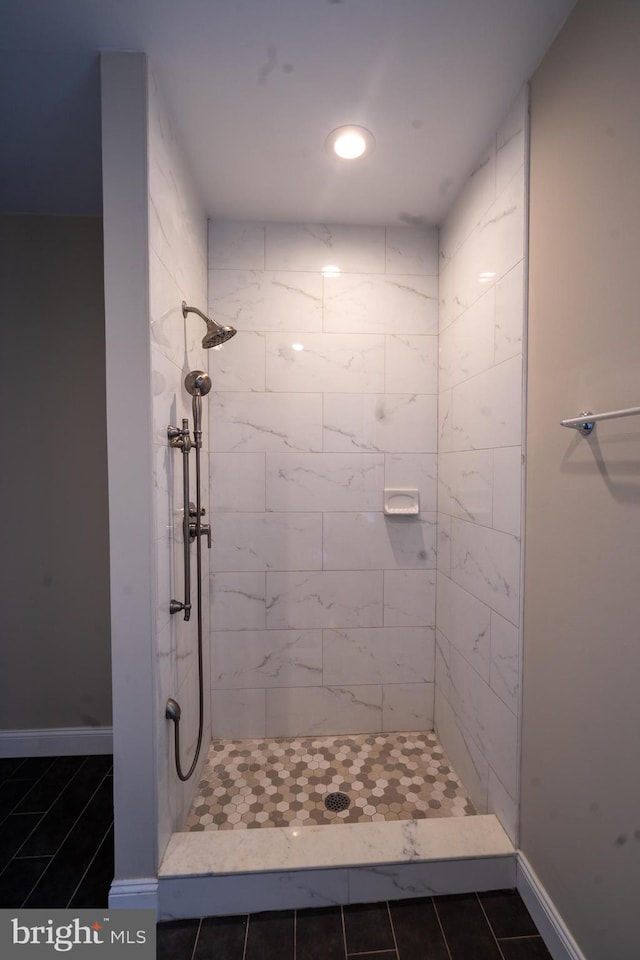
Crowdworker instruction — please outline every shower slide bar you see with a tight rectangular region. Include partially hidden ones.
[167,420,192,620]
[560,405,640,436]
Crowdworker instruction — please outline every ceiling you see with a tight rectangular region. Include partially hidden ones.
[0,0,576,225]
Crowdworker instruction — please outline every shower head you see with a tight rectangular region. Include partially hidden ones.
[182,300,237,348]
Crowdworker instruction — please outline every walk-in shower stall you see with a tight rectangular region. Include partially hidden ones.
[102,52,526,917]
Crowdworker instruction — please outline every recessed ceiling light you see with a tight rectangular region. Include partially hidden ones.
[326,125,374,160]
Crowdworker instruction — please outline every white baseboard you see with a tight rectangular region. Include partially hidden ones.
[0,726,113,757]
[517,853,586,960]
[109,879,158,914]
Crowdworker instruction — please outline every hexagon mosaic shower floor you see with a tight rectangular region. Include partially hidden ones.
[185,731,475,831]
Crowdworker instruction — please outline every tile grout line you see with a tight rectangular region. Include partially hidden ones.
[431,897,454,960]
[385,900,401,960]
[475,892,507,960]
[188,918,203,960]
[65,820,113,908]
[340,904,349,960]
[241,913,250,960]
[17,771,113,908]
[11,756,93,860]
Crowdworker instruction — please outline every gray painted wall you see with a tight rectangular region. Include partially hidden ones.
[522,1,640,956]
[0,214,111,730]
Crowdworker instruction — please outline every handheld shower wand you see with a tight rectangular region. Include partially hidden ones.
[184,370,211,449]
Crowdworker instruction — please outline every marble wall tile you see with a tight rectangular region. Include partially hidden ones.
[324,275,438,335]
[265,223,385,273]
[210,572,266,630]
[435,629,451,700]
[323,394,438,453]
[383,569,436,627]
[490,611,519,714]
[434,689,489,814]
[211,512,322,571]
[451,173,525,316]
[448,647,518,798]
[266,571,383,630]
[438,389,453,454]
[492,446,522,536]
[265,453,383,512]
[385,226,439,276]
[436,513,452,577]
[385,334,438,394]
[210,269,323,332]
[265,332,384,393]
[208,220,265,270]
[487,769,518,846]
[382,683,434,731]
[450,356,522,451]
[210,451,266,512]
[265,685,382,737]
[437,574,491,682]
[496,87,528,197]
[211,688,266,739]
[384,454,438,513]
[438,286,495,393]
[438,255,454,333]
[207,331,265,391]
[323,512,437,570]
[439,145,496,262]
[450,518,520,625]
[494,260,524,364]
[212,629,322,689]
[438,450,493,526]
[323,627,435,685]
[211,392,323,452]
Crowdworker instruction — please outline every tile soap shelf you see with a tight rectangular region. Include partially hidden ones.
[383,488,420,516]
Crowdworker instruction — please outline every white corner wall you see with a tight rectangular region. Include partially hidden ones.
[435,89,528,842]
[207,222,439,739]
[102,51,209,893]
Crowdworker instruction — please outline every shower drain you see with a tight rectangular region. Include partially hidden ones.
[324,791,351,812]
